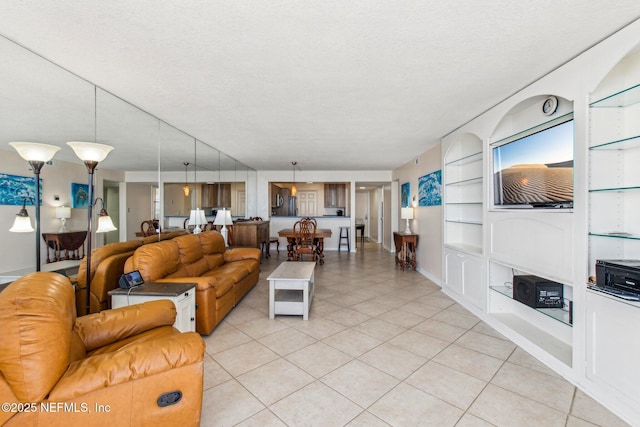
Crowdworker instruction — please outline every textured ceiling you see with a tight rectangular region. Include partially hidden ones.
[1,1,639,171]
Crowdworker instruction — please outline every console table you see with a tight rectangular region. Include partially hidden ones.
[233,220,270,257]
[393,232,418,271]
[42,231,87,263]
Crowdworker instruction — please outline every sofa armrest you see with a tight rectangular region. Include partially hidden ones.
[223,247,261,263]
[74,300,176,352]
[48,332,205,400]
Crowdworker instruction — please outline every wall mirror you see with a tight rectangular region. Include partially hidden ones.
[0,33,256,272]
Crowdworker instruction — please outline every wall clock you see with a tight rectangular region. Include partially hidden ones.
[542,96,558,116]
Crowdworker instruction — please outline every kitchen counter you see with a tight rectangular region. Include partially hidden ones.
[269,216,353,251]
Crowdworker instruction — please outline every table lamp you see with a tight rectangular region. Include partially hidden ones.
[189,208,207,234]
[401,207,414,234]
[214,208,233,246]
[56,206,71,232]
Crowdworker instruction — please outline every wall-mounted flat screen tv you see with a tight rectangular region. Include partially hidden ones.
[493,119,574,208]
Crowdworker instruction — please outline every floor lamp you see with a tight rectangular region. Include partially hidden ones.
[9,142,61,271]
[67,141,114,315]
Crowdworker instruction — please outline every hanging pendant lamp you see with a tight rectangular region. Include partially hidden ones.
[183,162,190,196]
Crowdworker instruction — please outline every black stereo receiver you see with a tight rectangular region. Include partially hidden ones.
[595,259,640,298]
[512,275,563,309]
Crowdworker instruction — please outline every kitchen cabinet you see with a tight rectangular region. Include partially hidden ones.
[324,184,346,208]
[202,183,231,208]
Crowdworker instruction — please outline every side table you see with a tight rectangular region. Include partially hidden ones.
[393,232,419,271]
[109,282,196,332]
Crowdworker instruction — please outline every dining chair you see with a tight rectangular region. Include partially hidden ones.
[140,220,160,236]
[293,218,317,262]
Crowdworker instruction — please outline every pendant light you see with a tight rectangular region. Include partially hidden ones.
[291,161,297,196]
[183,162,190,196]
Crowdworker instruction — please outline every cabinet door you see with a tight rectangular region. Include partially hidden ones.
[444,249,463,295]
[324,184,335,207]
[462,253,484,310]
[586,292,640,408]
[174,292,196,333]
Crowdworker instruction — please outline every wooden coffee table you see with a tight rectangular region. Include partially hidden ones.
[268,261,315,320]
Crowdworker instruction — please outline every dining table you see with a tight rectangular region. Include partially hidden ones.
[278,228,332,265]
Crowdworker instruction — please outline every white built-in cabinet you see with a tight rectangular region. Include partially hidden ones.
[585,51,640,415]
[443,134,485,310]
[438,26,640,425]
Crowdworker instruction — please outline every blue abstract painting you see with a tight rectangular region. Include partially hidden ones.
[418,170,442,207]
[0,173,42,206]
[401,182,410,207]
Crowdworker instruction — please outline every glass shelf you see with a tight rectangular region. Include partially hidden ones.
[589,232,640,240]
[490,286,572,327]
[445,177,482,186]
[590,134,640,150]
[589,185,640,193]
[445,151,482,166]
[445,219,482,225]
[590,83,640,108]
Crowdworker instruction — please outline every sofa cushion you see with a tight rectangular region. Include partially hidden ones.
[0,273,75,402]
[204,262,251,284]
[198,231,227,269]
[173,234,211,277]
[129,240,187,282]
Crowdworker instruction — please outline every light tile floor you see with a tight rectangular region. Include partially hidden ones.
[201,241,630,427]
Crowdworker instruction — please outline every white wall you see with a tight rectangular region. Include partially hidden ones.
[392,145,443,282]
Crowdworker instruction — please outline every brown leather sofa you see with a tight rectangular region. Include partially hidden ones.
[125,231,261,335]
[0,272,205,427]
[75,230,188,316]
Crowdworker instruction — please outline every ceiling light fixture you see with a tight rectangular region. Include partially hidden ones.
[183,162,190,196]
[291,161,297,196]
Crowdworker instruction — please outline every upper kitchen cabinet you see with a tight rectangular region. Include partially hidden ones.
[324,184,346,208]
[201,183,231,209]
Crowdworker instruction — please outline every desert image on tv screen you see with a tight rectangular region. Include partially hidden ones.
[493,120,574,206]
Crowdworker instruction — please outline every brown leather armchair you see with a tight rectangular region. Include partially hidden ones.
[0,272,205,427]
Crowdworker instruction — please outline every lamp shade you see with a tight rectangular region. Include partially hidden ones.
[66,141,114,162]
[213,209,232,226]
[401,207,414,220]
[9,141,61,162]
[96,215,117,233]
[189,208,207,225]
[55,206,71,219]
[10,215,34,232]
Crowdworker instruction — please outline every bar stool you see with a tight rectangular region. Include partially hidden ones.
[338,226,350,252]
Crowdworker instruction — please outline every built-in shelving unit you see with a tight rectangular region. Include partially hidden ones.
[444,139,483,255]
[585,51,640,422]
[487,257,573,368]
[589,83,640,269]
[442,134,485,310]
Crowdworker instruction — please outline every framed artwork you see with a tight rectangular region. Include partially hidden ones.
[418,170,442,207]
[71,183,90,208]
[0,173,42,206]
[401,182,410,207]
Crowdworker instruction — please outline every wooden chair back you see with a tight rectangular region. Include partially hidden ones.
[293,218,317,261]
[140,220,160,236]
